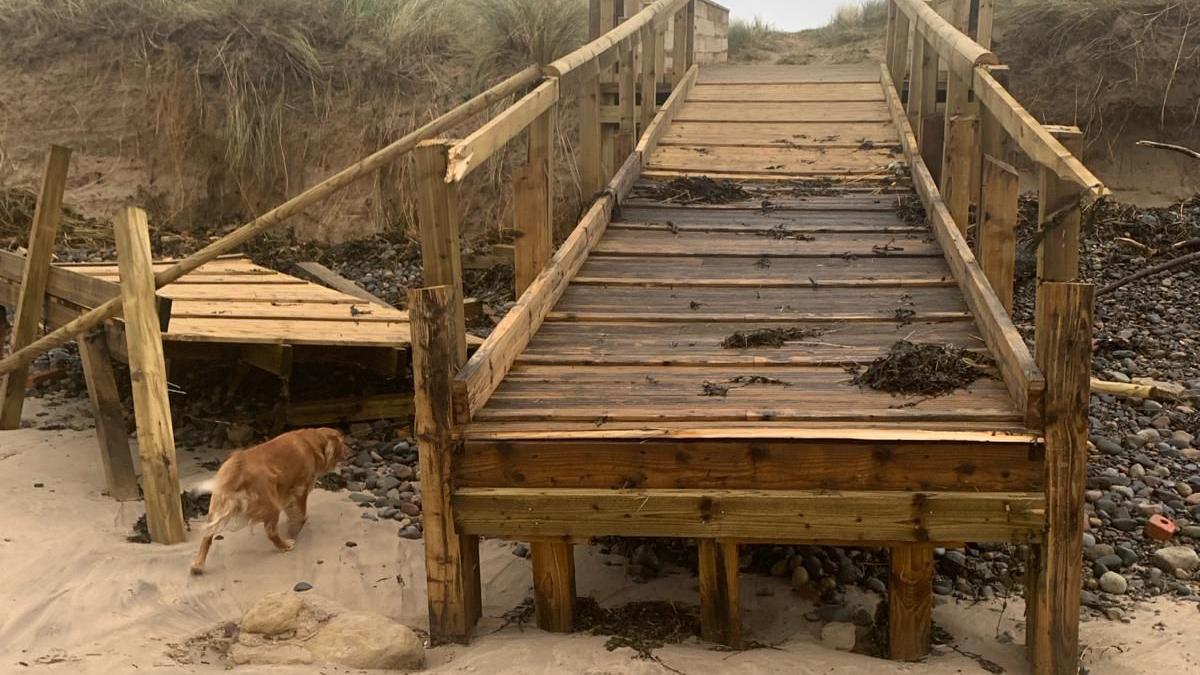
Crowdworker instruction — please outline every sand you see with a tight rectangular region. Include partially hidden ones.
[2,397,1198,674]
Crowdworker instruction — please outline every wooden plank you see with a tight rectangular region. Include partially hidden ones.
[409,285,481,643]
[940,114,979,234]
[645,145,900,176]
[1027,282,1092,675]
[458,437,1044,491]
[905,29,926,131]
[696,65,882,85]
[284,393,414,426]
[453,488,1046,542]
[461,422,1041,441]
[617,38,637,160]
[698,540,740,647]
[636,65,698,162]
[513,106,555,296]
[660,121,899,147]
[0,251,172,327]
[531,541,576,633]
[1,145,71,429]
[889,544,934,660]
[893,0,998,85]
[165,301,404,320]
[292,262,393,307]
[153,318,413,347]
[688,83,885,102]
[640,24,659,135]
[447,79,558,182]
[881,65,1046,428]
[674,101,893,123]
[1038,127,1085,283]
[579,74,605,199]
[78,327,139,501]
[888,5,910,86]
[115,207,186,545]
[972,69,1105,197]
[452,153,638,423]
[978,155,1020,313]
[591,229,942,257]
[415,141,468,365]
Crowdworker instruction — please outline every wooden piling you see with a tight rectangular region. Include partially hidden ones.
[114,207,185,544]
[513,107,555,296]
[531,541,576,632]
[978,155,1020,313]
[1037,127,1085,283]
[1027,282,1093,674]
[889,544,934,660]
[414,141,468,365]
[0,145,71,429]
[410,285,482,643]
[78,326,139,501]
[698,539,741,647]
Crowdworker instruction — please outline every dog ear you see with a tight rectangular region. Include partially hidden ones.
[320,430,347,468]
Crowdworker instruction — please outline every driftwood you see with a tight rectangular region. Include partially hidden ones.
[1096,250,1200,297]
[1136,140,1200,161]
[1091,377,1187,401]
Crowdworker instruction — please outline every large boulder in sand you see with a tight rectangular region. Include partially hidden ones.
[228,592,423,671]
[308,611,424,670]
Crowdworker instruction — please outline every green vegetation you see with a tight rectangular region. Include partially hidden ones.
[728,17,778,60]
[813,0,889,46]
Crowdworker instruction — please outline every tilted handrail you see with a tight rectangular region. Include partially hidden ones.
[547,0,688,86]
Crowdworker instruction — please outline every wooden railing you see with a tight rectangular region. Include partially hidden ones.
[885,2,1098,672]
[428,0,701,425]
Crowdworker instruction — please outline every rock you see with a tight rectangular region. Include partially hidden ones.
[348,492,375,504]
[307,611,424,670]
[393,465,415,481]
[377,475,402,492]
[398,525,421,540]
[1093,437,1124,456]
[242,592,304,635]
[791,566,810,589]
[229,642,314,666]
[1099,571,1127,595]
[294,582,313,592]
[1152,546,1199,573]
[820,622,856,651]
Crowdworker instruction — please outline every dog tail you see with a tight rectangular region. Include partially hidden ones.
[188,477,219,496]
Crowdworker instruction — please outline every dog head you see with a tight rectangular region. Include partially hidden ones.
[314,428,350,471]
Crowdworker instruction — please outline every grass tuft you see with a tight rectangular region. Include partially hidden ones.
[729,16,778,60]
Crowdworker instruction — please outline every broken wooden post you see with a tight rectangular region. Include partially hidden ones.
[1037,126,1085,283]
[889,544,934,660]
[78,325,140,501]
[978,155,1021,313]
[513,104,555,297]
[1027,281,1093,674]
[0,145,71,429]
[414,141,468,365]
[531,540,576,632]
[115,207,185,544]
[698,539,741,647]
[409,285,481,643]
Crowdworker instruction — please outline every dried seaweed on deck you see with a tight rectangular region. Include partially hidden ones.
[699,375,790,397]
[721,327,825,349]
[894,194,927,226]
[759,224,815,241]
[853,341,986,396]
[635,176,750,205]
[575,598,700,659]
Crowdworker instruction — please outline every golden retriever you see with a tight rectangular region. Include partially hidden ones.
[190,427,349,575]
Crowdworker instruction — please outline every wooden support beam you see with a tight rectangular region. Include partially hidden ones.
[78,326,139,501]
[1027,282,1093,675]
[684,0,696,67]
[976,0,995,48]
[530,541,576,633]
[640,24,659,135]
[0,145,71,429]
[114,207,185,545]
[1037,127,1085,283]
[447,79,558,183]
[672,4,688,83]
[415,141,468,366]
[293,261,392,308]
[889,544,934,660]
[914,24,939,142]
[579,73,605,200]
[893,0,997,85]
[888,7,911,87]
[410,285,481,644]
[284,392,413,427]
[616,38,637,163]
[698,540,741,647]
[978,155,1020,313]
[941,113,979,234]
[905,31,926,125]
[513,106,556,296]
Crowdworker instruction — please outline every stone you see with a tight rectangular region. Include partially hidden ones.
[1093,437,1124,456]
[1099,571,1127,595]
[348,492,375,504]
[242,592,304,635]
[820,622,856,651]
[1181,526,1200,539]
[294,582,313,592]
[377,475,402,492]
[1152,546,1200,573]
[229,642,314,666]
[307,611,424,670]
[791,566,810,590]
[398,525,421,540]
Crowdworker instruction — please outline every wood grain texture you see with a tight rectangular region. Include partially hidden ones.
[1037,128,1085,283]
[78,326,139,501]
[674,101,893,123]
[415,142,468,365]
[698,540,740,647]
[115,207,186,545]
[660,121,898,147]
[513,106,555,296]
[531,541,576,633]
[978,155,1020,313]
[889,544,934,660]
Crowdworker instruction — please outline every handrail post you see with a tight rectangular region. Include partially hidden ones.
[79,325,140,500]
[513,104,556,296]
[617,34,638,161]
[978,155,1021,313]
[887,4,910,86]
[415,141,468,365]
[685,0,696,68]
[579,72,604,200]
[115,207,186,544]
[0,145,71,429]
[672,3,688,83]
[1037,126,1085,284]
[640,23,660,135]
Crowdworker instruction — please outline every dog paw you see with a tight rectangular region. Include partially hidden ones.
[278,539,296,552]
[189,564,205,576]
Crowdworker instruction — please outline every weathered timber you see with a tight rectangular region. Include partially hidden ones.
[78,326,139,500]
[698,540,740,647]
[889,544,934,660]
[978,155,1020,312]
[531,541,576,632]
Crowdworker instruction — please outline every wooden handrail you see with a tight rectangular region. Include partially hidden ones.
[547,0,688,87]
[446,79,559,182]
[0,65,542,378]
[893,0,996,83]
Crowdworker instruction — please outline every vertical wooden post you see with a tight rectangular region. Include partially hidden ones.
[888,8,910,87]
[941,112,980,234]
[978,65,1011,203]
[640,24,659,135]
[905,34,925,120]
[114,207,185,544]
[579,74,604,200]
[588,0,602,39]
[1027,282,1093,675]
[78,326,139,500]
[978,156,1021,313]
[513,106,555,296]
[913,2,939,142]
[1037,127,1085,283]
[672,5,688,83]
[617,38,637,161]
[0,145,71,429]
[885,1,897,67]
[531,541,576,632]
[698,539,741,647]
[414,141,468,365]
[976,0,996,48]
[684,0,696,68]
[889,544,934,660]
[410,285,482,644]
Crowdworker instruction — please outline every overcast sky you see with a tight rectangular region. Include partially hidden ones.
[720,0,853,31]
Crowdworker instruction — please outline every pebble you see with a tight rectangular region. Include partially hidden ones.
[1099,571,1128,595]
[293,582,313,592]
[398,526,421,540]
[1152,546,1199,573]
[820,622,856,651]
[791,566,810,590]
